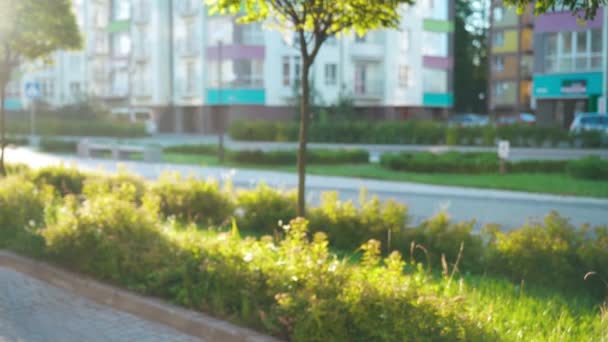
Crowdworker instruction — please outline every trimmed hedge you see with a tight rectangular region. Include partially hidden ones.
[380,152,573,174]
[230,120,608,148]
[228,149,369,165]
[567,156,608,180]
[7,117,148,137]
[39,139,77,153]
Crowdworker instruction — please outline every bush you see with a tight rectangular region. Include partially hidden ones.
[150,173,234,225]
[381,152,500,174]
[402,212,484,273]
[82,170,147,202]
[229,120,607,148]
[164,144,218,155]
[308,191,408,251]
[484,212,606,296]
[382,151,572,174]
[42,191,176,289]
[567,156,608,180]
[7,117,147,137]
[228,149,369,165]
[39,139,77,153]
[30,165,87,196]
[0,176,52,244]
[235,184,297,234]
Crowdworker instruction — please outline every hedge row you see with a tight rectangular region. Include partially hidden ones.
[5,165,607,301]
[6,117,148,137]
[380,152,570,174]
[229,120,608,148]
[380,152,608,179]
[165,144,370,165]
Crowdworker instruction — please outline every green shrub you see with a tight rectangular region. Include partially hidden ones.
[567,156,608,180]
[7,117,148,137]
[42,192,175,289]
[164,144,218,155]
[508,160,568,173]
[39,139,77,153]
[402,211,484,272]
[228,149,369,165]
[235,184,297,234]
[487,212,608,295]
[5,136,28,146]
[5,163,30,175]
[381,152,499,174]
[30,165,87,196]
[0,176,52,245]
[82,170,147,202]
[308,191,408,251]
[150,173,234,225]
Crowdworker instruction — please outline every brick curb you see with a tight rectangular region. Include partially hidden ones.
[0,251,281,342]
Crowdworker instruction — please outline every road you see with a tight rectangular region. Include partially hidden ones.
[5,147,608,229]
[25,133,608,161]
[0,266,202,342]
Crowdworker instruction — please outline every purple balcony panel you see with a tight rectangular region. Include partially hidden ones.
[423,56,453,70]
[535,8,603,33]
[206,45,265,60]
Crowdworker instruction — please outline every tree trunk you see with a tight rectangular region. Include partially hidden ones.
[0,80,6,177]
[296,61,311,217]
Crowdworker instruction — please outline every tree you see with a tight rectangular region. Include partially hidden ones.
[505,0,605,19]
[454,0,488,114]
[0,0,81,175]
[208,0,413,216]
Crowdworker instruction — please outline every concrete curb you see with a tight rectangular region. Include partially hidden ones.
[0,251,281,342]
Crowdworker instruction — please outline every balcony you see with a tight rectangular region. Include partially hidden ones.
[133,6,150,24]
[179,41,200,57]
[350,39,384,60]
[178,0,199,17]
[134,46,149,62]
[354,80,384,99]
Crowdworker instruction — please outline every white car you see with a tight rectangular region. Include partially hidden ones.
[569,113,608,133]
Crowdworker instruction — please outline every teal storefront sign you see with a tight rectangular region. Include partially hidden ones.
[207,89,265,105]
[3,98,22,111]
[423,93,453,107]
[533,72,603,98]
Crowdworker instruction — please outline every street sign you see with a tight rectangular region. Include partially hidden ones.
[25,82,41,99]
[498,140,510,160]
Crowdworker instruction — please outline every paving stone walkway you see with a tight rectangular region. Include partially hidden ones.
[0,267,203,342]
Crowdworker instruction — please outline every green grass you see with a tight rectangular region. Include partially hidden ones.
[163,153,608,198]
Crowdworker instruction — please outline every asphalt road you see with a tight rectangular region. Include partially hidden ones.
[6,147,608,229]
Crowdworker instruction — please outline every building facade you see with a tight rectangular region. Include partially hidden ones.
[532,8,605,127]
[488,0,534,117]
[13,0,455,134]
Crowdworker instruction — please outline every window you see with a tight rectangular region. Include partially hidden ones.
[423,69,447,93]
[294,56,301,81]
[401,30,410,52]
[493,82,508,97]
[70,82,81,98]
[186,61,195,93]
[493,56,505,72]
[493,7,504,22]
[545,32,557,72]
[546,30,602,72]
[493,32,504,47]
[282,57,290,86]
[325,64,337,85]
[421,32,448,56]
[398,66,410,88]
[112,0,130,20]
[591,29,602,69]
[111,33,131,57]
[355,34,366,43]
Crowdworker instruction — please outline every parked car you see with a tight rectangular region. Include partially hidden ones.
[569,112,608,133]
[448,114,490,127]
[497,113,536,126]
[111,107,158,134]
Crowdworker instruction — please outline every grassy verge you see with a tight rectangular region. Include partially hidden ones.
[163,153,608,198]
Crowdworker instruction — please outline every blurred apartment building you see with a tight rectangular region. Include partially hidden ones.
[8,0,454,133]
[489,2,606,127]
